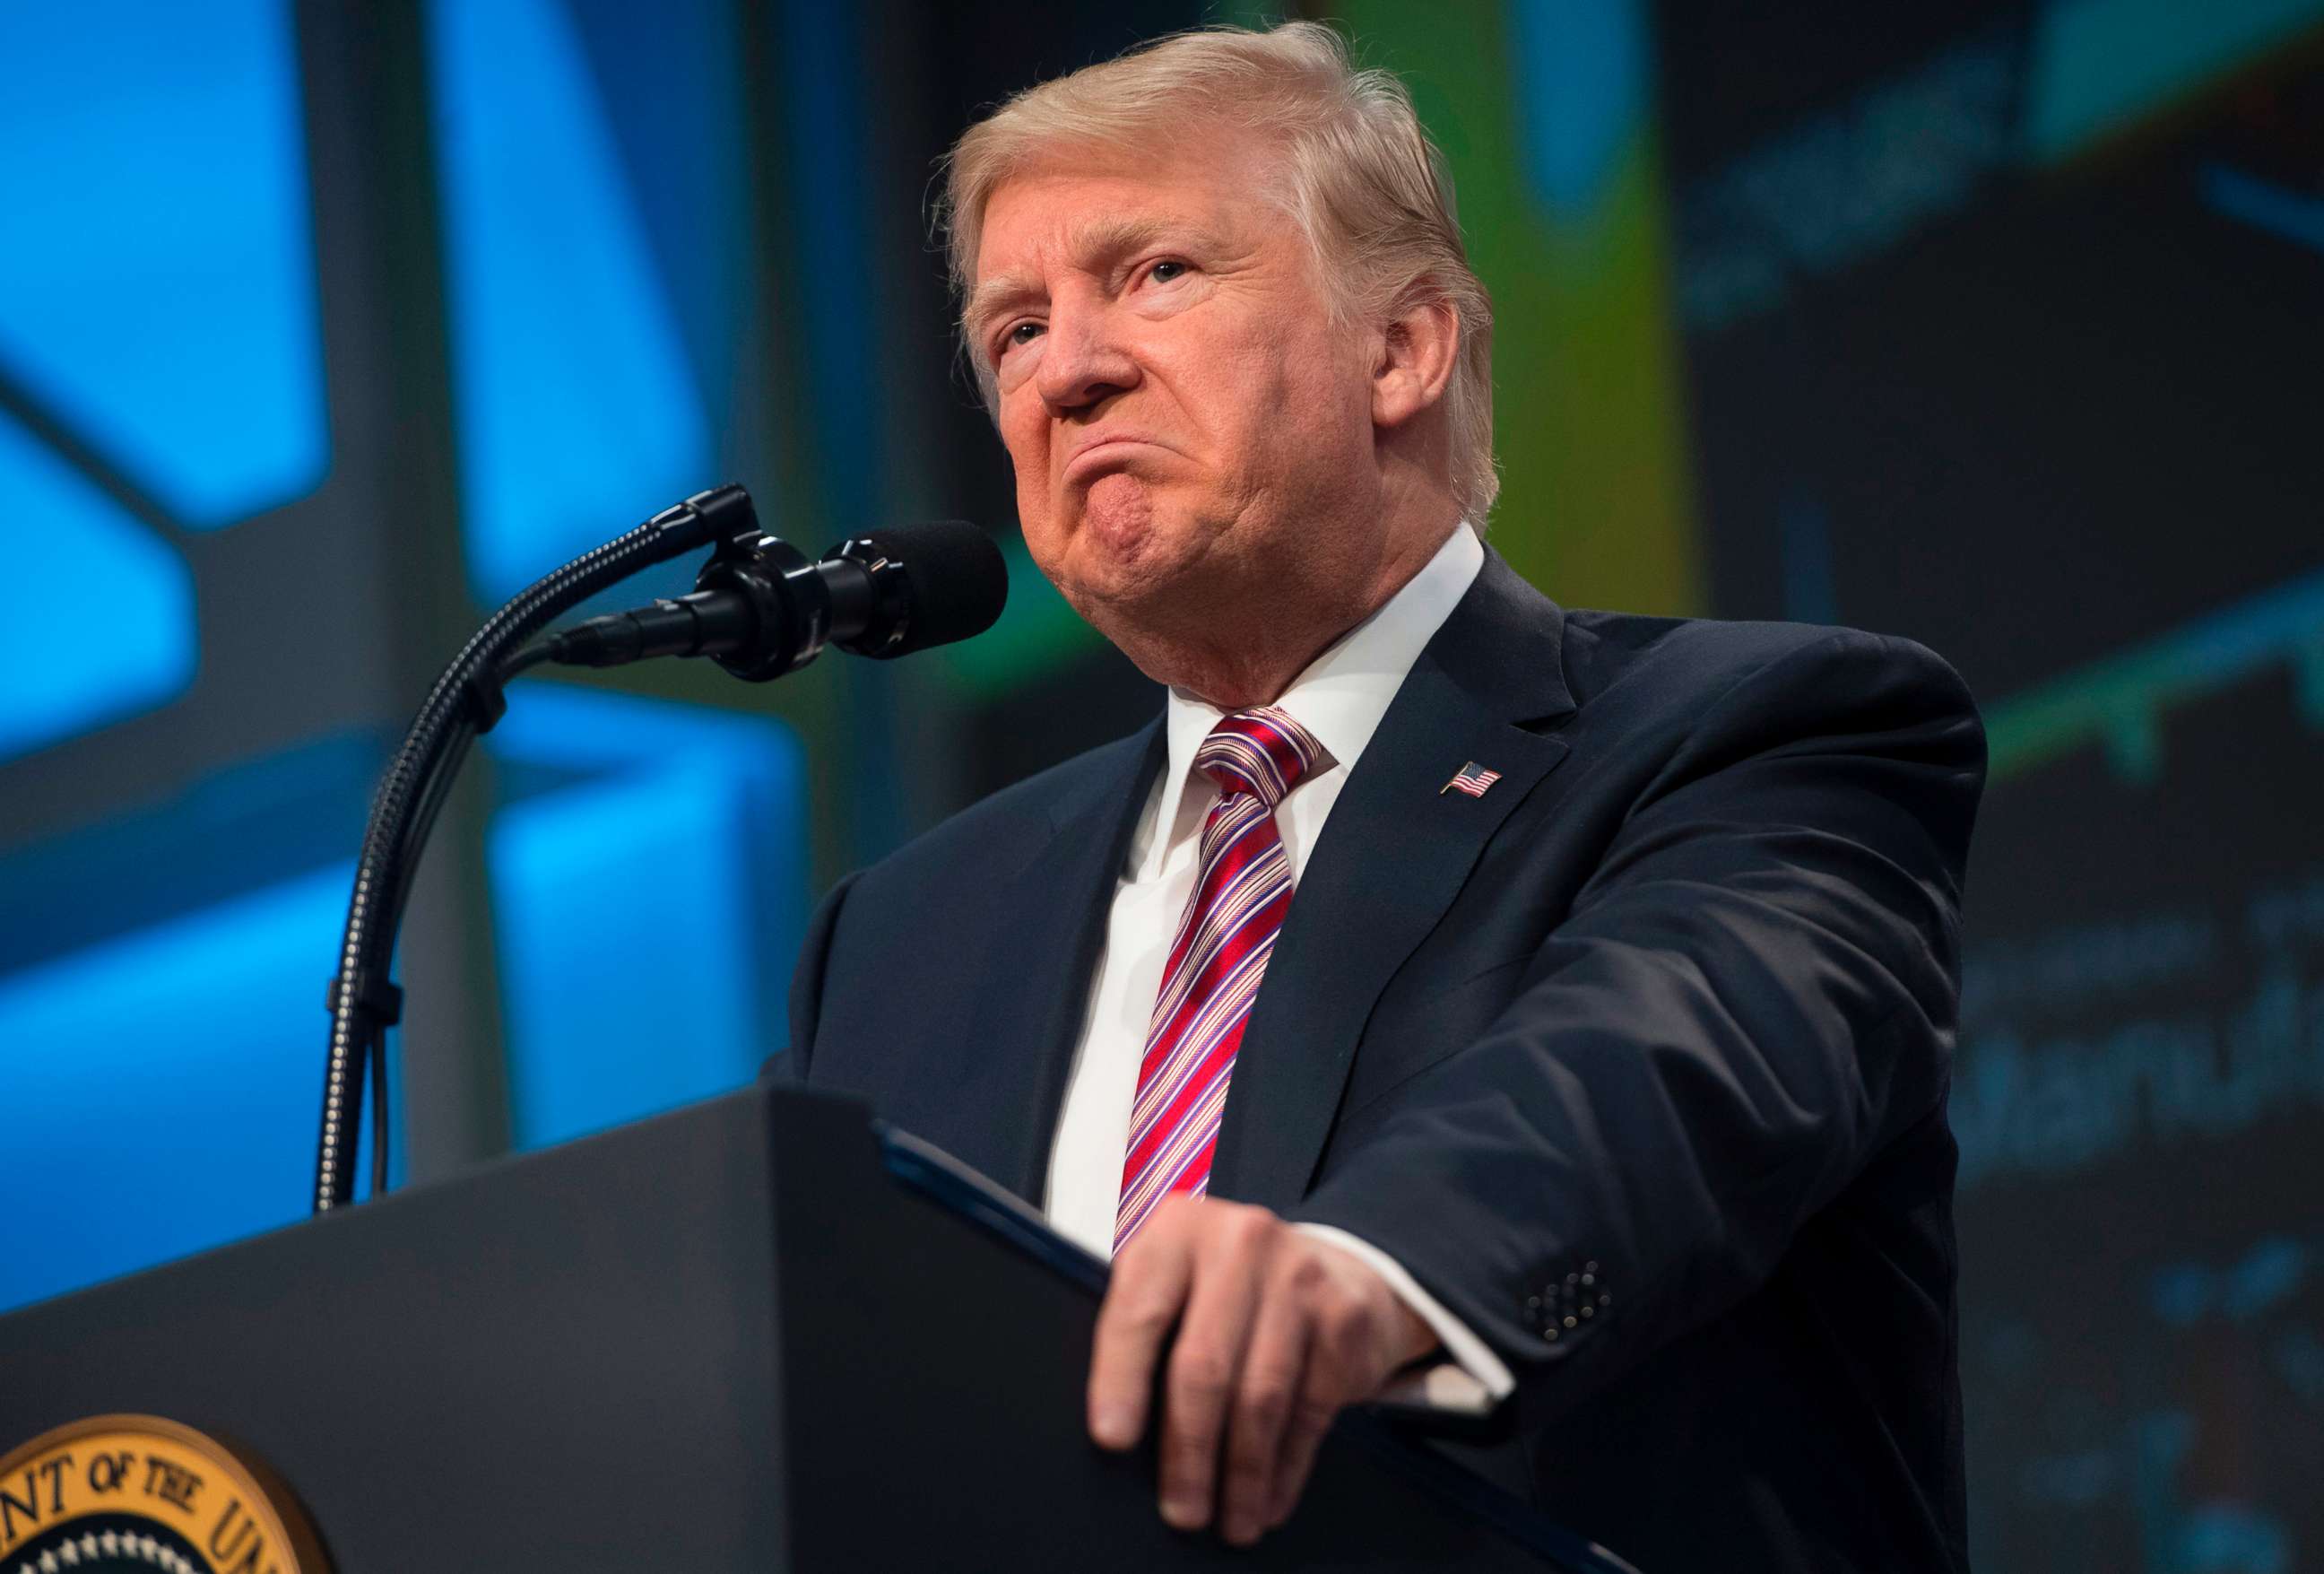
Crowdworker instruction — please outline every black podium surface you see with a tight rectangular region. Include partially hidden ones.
[0,1085,1632,1570]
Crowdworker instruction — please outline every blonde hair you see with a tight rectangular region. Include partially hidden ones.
[940,21,1499,520]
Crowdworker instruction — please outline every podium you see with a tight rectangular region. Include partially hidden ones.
[0,1084,1629,1570]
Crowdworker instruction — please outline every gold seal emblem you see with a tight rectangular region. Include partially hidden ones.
[0,1416,326,1573]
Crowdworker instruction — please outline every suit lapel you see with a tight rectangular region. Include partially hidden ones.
[956,717,1166,1204]
[1208,552,1577,1211]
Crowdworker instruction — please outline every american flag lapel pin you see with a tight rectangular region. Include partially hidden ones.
[1441,761,1502,797]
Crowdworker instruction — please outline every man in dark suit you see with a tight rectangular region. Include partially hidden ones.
[785,22,1981,1572]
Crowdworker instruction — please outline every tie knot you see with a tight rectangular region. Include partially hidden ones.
[1194,707,1330,810]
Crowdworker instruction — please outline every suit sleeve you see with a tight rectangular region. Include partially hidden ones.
[1286,629,1985,1427]
[766,869,860,1083]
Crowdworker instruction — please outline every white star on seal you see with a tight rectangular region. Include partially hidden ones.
[97,1535,119,1558]
[56,1544,81,1569]
[37,1548,58,1572]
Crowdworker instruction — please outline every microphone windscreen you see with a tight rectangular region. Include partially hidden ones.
[852,520,1009,657]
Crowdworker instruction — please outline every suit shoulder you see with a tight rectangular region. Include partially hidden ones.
[1559,609,1973,717]
[848,722,1157,900]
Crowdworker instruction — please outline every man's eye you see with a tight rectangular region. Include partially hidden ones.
[1003,321,1044,351]
[1148,259,1187,283]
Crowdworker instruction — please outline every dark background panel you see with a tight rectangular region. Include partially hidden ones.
[1664,6,2324,1568]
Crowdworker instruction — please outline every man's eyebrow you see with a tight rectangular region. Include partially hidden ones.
[964,215,1225,339]
[964,274,1043,343]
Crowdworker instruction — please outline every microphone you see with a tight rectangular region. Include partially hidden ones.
[542,520,1007,681]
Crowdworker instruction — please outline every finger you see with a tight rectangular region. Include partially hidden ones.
[1218,1270,1312,1545]
[1088,1217,1196,1451]
[1266,1281,1383,1528]
[1156,1206,1270,1531]
[1267,1344,1347,1530]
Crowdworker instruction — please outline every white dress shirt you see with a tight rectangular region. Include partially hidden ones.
[1041,523,1515,1408]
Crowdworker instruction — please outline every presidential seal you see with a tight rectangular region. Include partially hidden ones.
[0,1417,326,1574]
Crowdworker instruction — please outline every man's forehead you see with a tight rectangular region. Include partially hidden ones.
[977,207,1216,280]
[971,132,1277,283]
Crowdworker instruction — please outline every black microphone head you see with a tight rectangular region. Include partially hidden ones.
[830,521,1008,658]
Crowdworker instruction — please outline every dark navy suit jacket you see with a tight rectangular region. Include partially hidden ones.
[785,550,1985,1573]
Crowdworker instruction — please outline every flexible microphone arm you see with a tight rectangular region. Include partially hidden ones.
[313,485,757,1213]
[315,494,1004,1213]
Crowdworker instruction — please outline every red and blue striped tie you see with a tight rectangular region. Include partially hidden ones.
[1114,707,1330,1251]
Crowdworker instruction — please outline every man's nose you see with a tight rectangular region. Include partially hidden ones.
[1036,300,1140,413]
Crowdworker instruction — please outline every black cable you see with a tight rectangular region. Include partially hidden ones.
[498,640,556,683]
[367,645,559,1197]
[369,1021,389,1200]
[359,652,552,1201]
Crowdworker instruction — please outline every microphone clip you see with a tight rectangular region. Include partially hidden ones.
[691,526,836,682]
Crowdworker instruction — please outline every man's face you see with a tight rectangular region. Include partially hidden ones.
[967,126,1381,655]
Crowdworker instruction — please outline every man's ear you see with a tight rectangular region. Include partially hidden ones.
[1372,293,1459,430]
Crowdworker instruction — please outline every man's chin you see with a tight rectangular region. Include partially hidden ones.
[1077,471,1165,558]
[1054,484,1185,596]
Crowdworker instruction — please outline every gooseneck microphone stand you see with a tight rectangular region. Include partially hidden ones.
[315,489,1003,1213]
[313,486,754,1213]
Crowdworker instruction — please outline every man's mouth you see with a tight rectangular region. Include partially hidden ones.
[1063,435,1168,484]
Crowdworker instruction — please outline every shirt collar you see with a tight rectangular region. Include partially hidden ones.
[1130,523,1487,879]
